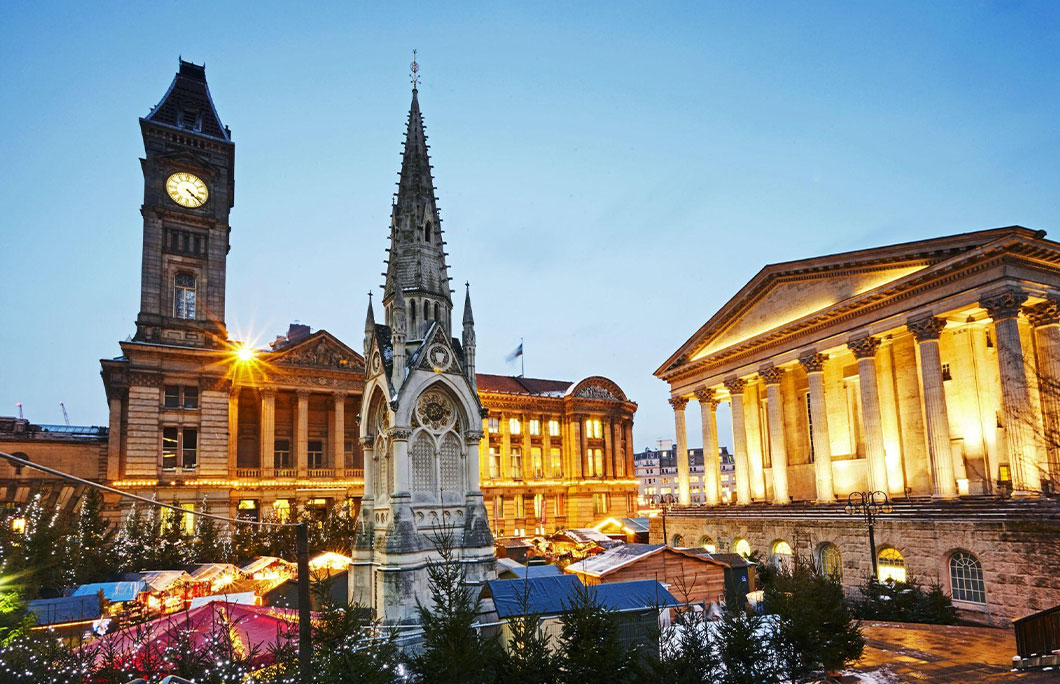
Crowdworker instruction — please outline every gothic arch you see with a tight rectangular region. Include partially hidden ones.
[394,375,480,431]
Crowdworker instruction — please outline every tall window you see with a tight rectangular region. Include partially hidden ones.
[161,503,196,536]
[592,492,608,515]
[237,499,259,522]
[162,427,178,470]
[531,447,543,479]
[878,548,906,583]
[587,448,604,477]
[548,420,560,437]
[162,427,196,469]
[818,543,842,580]
[510,448,522,479]
[514,494,525,519]
[772,540,794,571]
[533,493,544,520]
[529,419,541,436]
[949,551,986,604]
[549,447,562,477]
[585,419,603,439]
[274,440,291,469]
[308,440,324,469]
[494,496,504,527]
[509,418,521,435]
[554,494,565,517]
[174,273,196,319]
[488,418,500,434]
[488,448,500,479]
[272,499,291,524]
[181,428,197,469]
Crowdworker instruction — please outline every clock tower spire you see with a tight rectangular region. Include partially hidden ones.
[134,58,235,348]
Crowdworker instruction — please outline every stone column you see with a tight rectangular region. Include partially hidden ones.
[260,388,275,476]
[331,392,346,472]
[501,411,511,479]
[875,340,907,496]
[296,390,309,476]
[360,435,375,499]
[603,417,614,478]
[106,390,124,481]
[724,377,752,504]
[227,387,239,474]
[695,389,722,505]
[983,289,1041,492]
[1026,299,1060,483]
[743,380,767,500]
[579,415,590,477]
[799,352,835,502]
[848,336,890,493]
[465,430,484,493]
[611,420,624,477]
[624,421,635,478]
[669,397,691,505]
[760,367,791,504]
[908,316,957,498]
[390,428,411,494]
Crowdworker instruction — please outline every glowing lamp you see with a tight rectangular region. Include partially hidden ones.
[236,345,256,363]
[10,517,26,534]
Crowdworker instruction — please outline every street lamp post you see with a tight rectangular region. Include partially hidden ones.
[648,493,678,545]
[844,490,893,581]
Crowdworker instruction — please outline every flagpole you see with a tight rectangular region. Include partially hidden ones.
[521,337,525,377]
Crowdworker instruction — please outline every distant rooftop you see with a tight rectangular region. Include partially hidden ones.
[476,373,572,396]
[0,417,107,441]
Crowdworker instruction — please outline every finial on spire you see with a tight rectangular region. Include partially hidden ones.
[410,49,420,91]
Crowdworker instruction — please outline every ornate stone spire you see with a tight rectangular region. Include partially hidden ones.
[462,282,474,327]
[382,66,452,330]
[364,291,375,353]
[462,282,476,392]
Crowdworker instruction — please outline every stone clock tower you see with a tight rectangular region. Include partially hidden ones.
[351,79,494,626]
[134,59,234,348]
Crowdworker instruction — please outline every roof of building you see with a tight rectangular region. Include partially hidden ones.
[565,543,730,578]
[190,563,243,583]
[554,528,616,545]
[143,59,229,141]
[475,374,572,396]
[0,417,108,442]
[485,575,678,618]
[136,570,192,592]
[497,563,564,580]
[26,595,101,626]
[71,581,146,603]
[241,556,294,575]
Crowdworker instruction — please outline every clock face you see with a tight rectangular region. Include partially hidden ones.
[166,172,209,208]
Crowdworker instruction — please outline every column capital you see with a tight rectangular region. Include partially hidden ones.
[798,352,828,373]
[723,376,746,395]
[668,396,689,411]
[982,287,1029,321]
[258,387,277,399]
[359,435,374,447]
[847,335,881,359]
[332,390,348,399]
[295,389,311,400]
[907,316,947,342]
[759,365,784,385]
[387,427,412,441]
[694,388,719,408]
[1024,299,1060,328]
[464,430,484,445]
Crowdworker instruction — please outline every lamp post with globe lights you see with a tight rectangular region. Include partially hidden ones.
[844,490,893,581]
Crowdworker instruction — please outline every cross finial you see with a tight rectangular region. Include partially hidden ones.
[465,281,470,290]
[410,49,420,91]
[367,291,373,301]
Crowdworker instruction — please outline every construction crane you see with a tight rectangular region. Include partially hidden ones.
[60,402,70,426]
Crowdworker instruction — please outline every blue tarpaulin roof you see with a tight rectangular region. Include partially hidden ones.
[499,564,564,580]
[486,576,678,618]
[72,581,146,602]
[25,595,100,626]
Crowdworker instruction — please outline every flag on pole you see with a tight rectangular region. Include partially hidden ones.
[506,342,523,362]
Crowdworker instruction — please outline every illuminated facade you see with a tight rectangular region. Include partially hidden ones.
[634,441,736,508]
[99,61,366,520]
[475,374,639,537]
[654,226,1060,624]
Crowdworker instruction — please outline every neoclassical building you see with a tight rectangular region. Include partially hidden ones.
[475,373,638,537]
[655,226,1060,624]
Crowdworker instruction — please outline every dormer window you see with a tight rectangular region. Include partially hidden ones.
[178,109,202,132]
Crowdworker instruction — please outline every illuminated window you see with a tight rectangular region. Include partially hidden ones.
[162,427,178,470]
[488,418,500,434]
[274,440,291,469]
[734,538,752,558]
[272,499,291,524]
[549,447,562,477]
[494,496,503,523]
[174,273,196,319]
[772,540,794,571]
[533,493,544,520]
[237,499,259,522]
[699,536,716,553]
[509,418,521,435]
[531,447,543,479]
[514,494,525,519]
[587,448,604,477]
[529,419,541,436]
[818,543,842,581]
[878,548,906,583]
[690,476,700,483]
[548,420,560,437]
[180,503,196,535]
[510,448,523,480]
[672,534,684,547]
[308,440,324,469]
[488,448,500,479]
[592,493,609,515]
[554,494,565,517]
[585,419,603,439]
[949,551,985,604]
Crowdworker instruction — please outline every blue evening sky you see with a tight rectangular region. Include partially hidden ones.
[1,2,1058,451]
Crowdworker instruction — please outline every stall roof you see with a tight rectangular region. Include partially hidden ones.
[242,556,293,575]
[26,595,100,626]
[137,570,192,592]
[566,544,729,578]
[555,528,614,545]
[190,563,243,583]
[498,563,564,580]
[190,591,257,609]
[485,576,678,618]
[71,581,146,603]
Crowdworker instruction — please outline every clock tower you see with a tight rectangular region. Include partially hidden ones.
[134,59,234,348]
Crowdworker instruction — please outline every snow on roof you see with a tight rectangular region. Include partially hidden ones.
[566,543,663,577]
[189,592,257,609]
[558,528,614,544]
[137,570,192,592]
[71,581,146,603]
[241,556,292,575]
[190,564,242,583]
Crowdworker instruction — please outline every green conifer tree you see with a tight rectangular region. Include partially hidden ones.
[557,581,636,684]
[64,488,116,585]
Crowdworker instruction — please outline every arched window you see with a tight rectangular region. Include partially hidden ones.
[772,540,793,571]
[410,303,417,333]
[423,300,430,322]
[734,538,752,559]
[671,534,684,547]
[174,273,196,319]
[878,548,906,583]
[949,551,986,604]
[424,221,431,243]
[434,302,440,324]
[699,536,716,554]
[817,542,842,581]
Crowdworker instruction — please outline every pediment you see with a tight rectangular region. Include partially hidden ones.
[657,226,1044,375]
[411,323,459,374]
[272,331,364,370]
